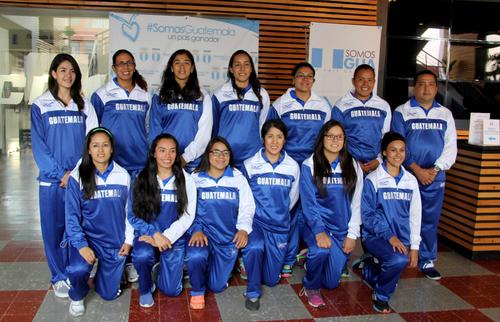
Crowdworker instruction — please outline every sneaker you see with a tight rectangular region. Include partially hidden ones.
[140,292,154,308]
[125,263,139,283]
[237,257,248,280]
[190,294,205,310]
[372,293,391,313]
[421,267,442,280]
[281,264,293,278]
[296,248,308,267]
[245,297,260,311]
[69,300,85,317]
[341,263,350,278]
[53,279,71,298]
[139,284,156,308]
[352,253,372,270]
[300,288,325,308]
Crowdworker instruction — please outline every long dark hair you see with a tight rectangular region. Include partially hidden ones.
[194,136,234,174]
[313,120,357,197]
[79,127,114,199]
[112,49,148,91]
[48,53,84,111]
[158,49,202,104]
[132,134,188,223]
[227,50,262,104]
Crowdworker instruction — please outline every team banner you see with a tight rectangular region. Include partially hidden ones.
[309,22,382,105]
[109,13,259,92]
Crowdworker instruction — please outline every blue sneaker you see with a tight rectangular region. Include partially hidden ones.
[139,284,156,308]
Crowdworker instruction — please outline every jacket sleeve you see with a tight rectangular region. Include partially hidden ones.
[90,92,105,124]
[162,173,197,243]
[300,163,326,235]
[182,93,213,163]
[123,175,134,245]
[84,101,99,134]
[347,161,363,239]
[289,163,300,210]
[434,112,457,171]
[65,176,88,250]
[361,178,394,241]
[236,175,256,234]
[266,103,280,120]
[391,110,415,168]
[30,103,66,180]
[409,178,422,249]
[331,105,345,124]
[148,94,162,144]
[377,104,392,163]
[211,95,220,138]
[258,89,271,132]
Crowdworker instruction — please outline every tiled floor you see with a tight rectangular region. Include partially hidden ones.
[1,151,500,322]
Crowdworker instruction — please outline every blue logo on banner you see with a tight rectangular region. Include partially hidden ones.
[110,13,140,42]
[311,48,323,68]
[333,49,344,69]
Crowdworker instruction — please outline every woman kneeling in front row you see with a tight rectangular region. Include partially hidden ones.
[361,131,421,313]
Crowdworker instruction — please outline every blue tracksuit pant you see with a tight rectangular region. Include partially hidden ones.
[39,183,68,283]
[363,237,409,302]
[185,237,238,296]
[418,179,445,269]
[302,226,347,290]
[132,237,185,296]
[242,224,288,299]
[67,241,125,301]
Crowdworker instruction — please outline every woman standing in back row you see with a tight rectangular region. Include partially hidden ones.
[31,53,98,298]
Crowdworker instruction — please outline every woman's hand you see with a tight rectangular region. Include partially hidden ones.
[233,230,248,249]
[342,237,356,254]
[60,171,71,188]
[79,246,96,265]
[389,236,407,254]
[408,249,418,268]
[153,232,172,252]
[316,232,332,249]
[188,231,208,247]
[119,243,132,256]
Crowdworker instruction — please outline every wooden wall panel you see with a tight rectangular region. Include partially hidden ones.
[0,0,378,100]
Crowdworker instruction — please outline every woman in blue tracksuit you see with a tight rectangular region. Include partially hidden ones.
[65,127,133,317]
[241,119,300,311]
[149,49,212,172]
[361,131,422,313]
[31,53,98,298]
[267,62,331,277]
[300,120,363,308]
[91,49,150,177]
[212,50,270,169]
[128,133,197,308]
[186,137,256,310]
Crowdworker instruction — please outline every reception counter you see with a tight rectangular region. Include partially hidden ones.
[439,140,500,258]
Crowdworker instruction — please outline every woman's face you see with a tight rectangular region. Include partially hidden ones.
[171,53,193,84]
[383,140,406,169]
[113,52,136,83]
[229,53,252,87]
[323,125,345,156]
[154,138,177,172]
[208,142,230,172]
[264,126,285,159]
[88,132,113,168]
[293,66,314,94]
[352,68,375,101]
[51,60,76,90]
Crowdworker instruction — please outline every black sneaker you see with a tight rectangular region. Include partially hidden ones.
[372,294,391,313]
[422,267,442,280]
[352,253,373,270]
[245,297,260,311]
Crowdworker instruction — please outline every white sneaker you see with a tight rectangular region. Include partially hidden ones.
[53,279,71,298]
[69,300,85,317]
[125,263,139,283]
